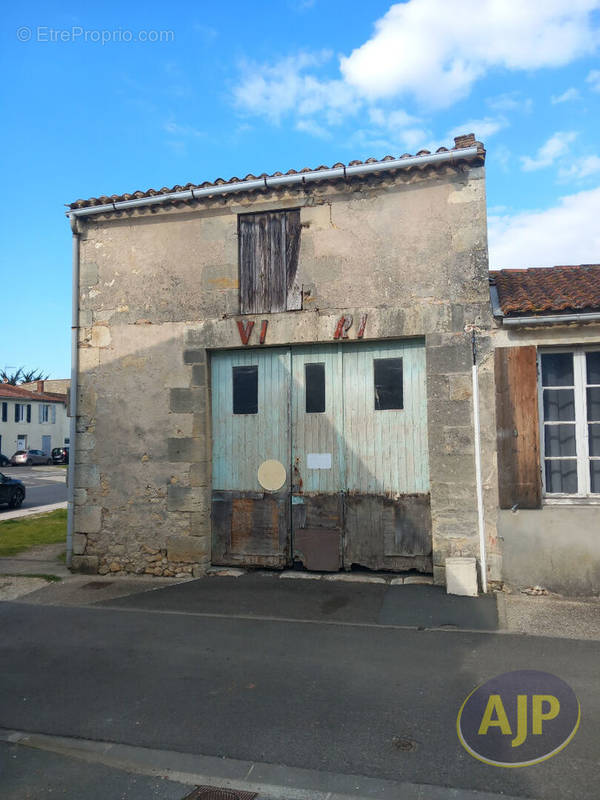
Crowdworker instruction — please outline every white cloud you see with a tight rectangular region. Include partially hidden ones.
[447,116,507,141]
[340,0,600,108]
[233,1,600,141]
[558,154,600,181]
[488,185,600,268]
[295,118,331,139]
[486,92,533,113]
[233,51,348,124]
[587,69,600,91]
[551,87,581,103]
[164,121,204,138]
[521,131,578,171]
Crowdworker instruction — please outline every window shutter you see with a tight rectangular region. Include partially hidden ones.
[239,209,301,314]
[26,404,31,423]
[1,402,6,422]
[285,209,302,311]
[39,404,43,423]
[495,346,542,509]
[14,404,19,423]
[52,405,56,423]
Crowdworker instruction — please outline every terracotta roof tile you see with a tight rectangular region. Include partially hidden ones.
[0,384,66,403]
[68,135,485,210]
[490,265,600,316]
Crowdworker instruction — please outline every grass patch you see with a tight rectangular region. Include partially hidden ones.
[0,509,67,557]
[1,573,62,582]
[57,551,66,563]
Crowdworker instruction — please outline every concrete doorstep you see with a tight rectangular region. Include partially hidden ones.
[0,728,525,800]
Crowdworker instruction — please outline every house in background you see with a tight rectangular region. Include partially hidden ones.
[0,382,69,459]
[491,265,600,595]
[21,378,71,396]
[66,133,500,584]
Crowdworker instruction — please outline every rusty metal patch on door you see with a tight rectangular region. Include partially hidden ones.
[183,786,257,800]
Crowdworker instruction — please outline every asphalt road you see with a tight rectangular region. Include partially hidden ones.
[0,584,598,800]
[0,465,66,513]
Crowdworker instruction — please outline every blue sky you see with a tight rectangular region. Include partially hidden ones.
[1,0,599,378]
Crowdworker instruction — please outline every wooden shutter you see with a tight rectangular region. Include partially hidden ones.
[39,404,43,423]
[1,402,6,422]
[14,404,19,423]
[26,404,31,423]
[239,209,301,314]
[52,405,56,423]
[495,346,542,509]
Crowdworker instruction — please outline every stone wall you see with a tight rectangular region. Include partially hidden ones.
[71,159,499,583]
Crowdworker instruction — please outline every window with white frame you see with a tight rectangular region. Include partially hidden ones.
[540,348,600,496]
[15,403,26,422]
[40,404,50,423]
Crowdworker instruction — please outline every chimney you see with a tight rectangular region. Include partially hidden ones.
[453,133,476,149]
[37,380,44,393]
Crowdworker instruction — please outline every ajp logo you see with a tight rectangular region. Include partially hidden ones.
[457,670,580,767]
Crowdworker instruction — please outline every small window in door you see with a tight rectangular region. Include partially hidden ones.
[374,358,403,410]
[232,365,258,414]
[305,363,325,413]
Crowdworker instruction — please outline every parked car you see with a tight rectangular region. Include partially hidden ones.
[52,446,69,465]
[0,453,9,467]
[0,472,26,508]
[10,449,52,466]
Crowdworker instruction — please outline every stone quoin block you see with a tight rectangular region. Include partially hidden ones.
[183,349,205,364]
[74,505,102,533]
[167,437,207,462]
[191,363,206,386]
[72,533,88,555]
[166,534,209,563]
[167,485,210,513]
[75,464,100,489]
[169,388,206,414]
[71,555,99,574]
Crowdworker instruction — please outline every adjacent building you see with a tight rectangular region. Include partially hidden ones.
[0,382,69,459]
[490,265,600,595]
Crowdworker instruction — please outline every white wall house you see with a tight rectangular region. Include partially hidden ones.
[0,383,69,458]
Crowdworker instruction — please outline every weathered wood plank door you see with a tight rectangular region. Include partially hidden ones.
[211,340,431,572]
[290,346,345,571]
[211,348,291,567]
[342,340,432,571]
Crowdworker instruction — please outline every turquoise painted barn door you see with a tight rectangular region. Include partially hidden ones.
[290,345,345,571]
[211,348,292,567]
[341,340,432,572]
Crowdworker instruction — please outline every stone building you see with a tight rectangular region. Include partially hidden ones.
[66,133,500,586]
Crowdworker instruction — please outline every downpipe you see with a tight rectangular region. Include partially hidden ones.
[66,216,80,567]
[467,325,488,594]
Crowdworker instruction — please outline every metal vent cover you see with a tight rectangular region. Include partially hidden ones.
[183,786,257,800]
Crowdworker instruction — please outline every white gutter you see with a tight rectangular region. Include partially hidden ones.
[66,217,80,567]
[67,147,480,218]
[502,312,600,327]
[466,326,488,594]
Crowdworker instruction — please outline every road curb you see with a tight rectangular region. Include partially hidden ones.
[0,728,527,800]
[0,501,67,521]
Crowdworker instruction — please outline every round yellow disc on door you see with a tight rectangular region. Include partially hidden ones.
[257,459,287,492]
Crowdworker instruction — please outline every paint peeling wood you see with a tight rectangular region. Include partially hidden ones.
[495,346,542,509]
[239,209,301,314]
[344,494,432,572]
[212,490,290,567]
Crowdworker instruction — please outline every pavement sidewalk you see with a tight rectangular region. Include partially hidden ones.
[1,552,599,640]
